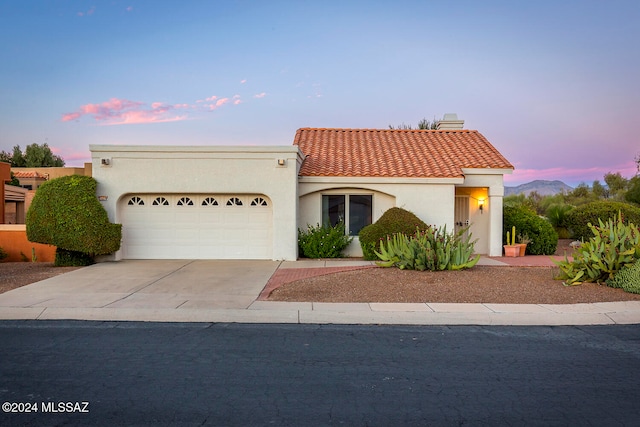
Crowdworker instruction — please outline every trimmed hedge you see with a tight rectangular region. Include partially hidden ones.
[54,248,95,267]
[565,201,640,240]
[26,175,121,263]
[359,207,428,260]
[503,205,558,255]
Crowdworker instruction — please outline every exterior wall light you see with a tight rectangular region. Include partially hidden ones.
[478,197,485,213]
[277,159,286,166]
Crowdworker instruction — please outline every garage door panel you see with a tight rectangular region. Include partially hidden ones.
[121,194,272,259]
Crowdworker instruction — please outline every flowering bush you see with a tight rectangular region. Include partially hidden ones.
[298,222,353,258]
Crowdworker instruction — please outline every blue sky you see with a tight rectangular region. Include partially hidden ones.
[1,0,638,186]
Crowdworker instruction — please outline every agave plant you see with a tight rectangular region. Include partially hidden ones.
[375,225,480,271]
[553,211,639,285]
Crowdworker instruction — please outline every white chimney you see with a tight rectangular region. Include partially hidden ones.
[436,113,464,130]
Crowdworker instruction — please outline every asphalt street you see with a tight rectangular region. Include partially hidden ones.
[1,321,639,426]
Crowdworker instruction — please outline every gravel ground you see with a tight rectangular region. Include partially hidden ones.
[0,263,80,294]
[268,240,640,304]
[267,266,640,304]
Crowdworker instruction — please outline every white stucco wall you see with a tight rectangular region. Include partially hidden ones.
[298,171,509,257]
[298,177,462,257]
[90,145,302,261]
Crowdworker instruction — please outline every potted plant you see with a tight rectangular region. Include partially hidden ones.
[516,233,531,256]
[503,226,519,257]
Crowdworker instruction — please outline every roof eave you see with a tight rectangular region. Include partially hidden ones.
[461,167,514,176]
[298,176,465,185]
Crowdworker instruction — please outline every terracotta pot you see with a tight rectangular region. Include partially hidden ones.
[503,245,519,257]
[517,243,527,256]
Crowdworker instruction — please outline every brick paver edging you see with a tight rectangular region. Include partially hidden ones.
[258,266,376,300]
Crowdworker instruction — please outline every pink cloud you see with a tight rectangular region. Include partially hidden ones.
[216,98,228,106]
[63,92,247,125]
[240,79,247,84]
[254,92,267,99]
[61,112,82,122]
[62,98,188,125]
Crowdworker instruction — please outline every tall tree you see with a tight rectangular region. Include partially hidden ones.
[604,172,628,199]
[625,176,640,205]
[12,145,26,167]
[592,180,607,199]
[0,143,64,167]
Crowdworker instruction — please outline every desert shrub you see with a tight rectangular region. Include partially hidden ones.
[606,260,640,294]
[26,175,121,265]
[376,225,480,271]
[54,248,95,267]
[298,221,352,258]
[359,207,428,260]
[565,201,640,241]
[545,204,573,239]
[554,212,640,285]
[0,247,8,261]
[503,205,558,255]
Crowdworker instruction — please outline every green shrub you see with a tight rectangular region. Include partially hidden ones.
[359,207,428,260]
[545,204,573,238]
[26,175,122,264]
[606,260,640,294]
[298,221,353,258]
[54,248,95,267]
[376,225,480,271]
[0,247,8,261]
[503,205,558,255]
[554,212,640,285]
[565,201,640,240]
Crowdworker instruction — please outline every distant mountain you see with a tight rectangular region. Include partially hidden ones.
[505,180,573,196]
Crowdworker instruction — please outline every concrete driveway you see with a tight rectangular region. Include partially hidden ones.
[1,259,639,325]
[0,260,286,321]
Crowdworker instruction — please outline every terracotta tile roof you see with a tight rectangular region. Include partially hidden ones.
[294,128,514,178]
[12,171,48,179]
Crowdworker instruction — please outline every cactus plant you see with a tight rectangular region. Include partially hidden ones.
[554,211,640,285]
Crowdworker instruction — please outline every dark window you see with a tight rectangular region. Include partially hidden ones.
[348,195,372,236]
[322,195,345,227]
[322,194,372,236]
[128,196,144,206]
[202,197,218,206]
[152,197,169,206]
[177,197,194,206]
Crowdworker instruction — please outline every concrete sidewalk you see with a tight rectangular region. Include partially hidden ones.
[0,258,638,326]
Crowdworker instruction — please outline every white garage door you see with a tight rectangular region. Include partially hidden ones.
[120,194,272,259]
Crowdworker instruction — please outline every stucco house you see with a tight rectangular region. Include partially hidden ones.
[91,115,513,261]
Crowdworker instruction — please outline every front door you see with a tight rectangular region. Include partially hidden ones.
[454,195,469,239]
